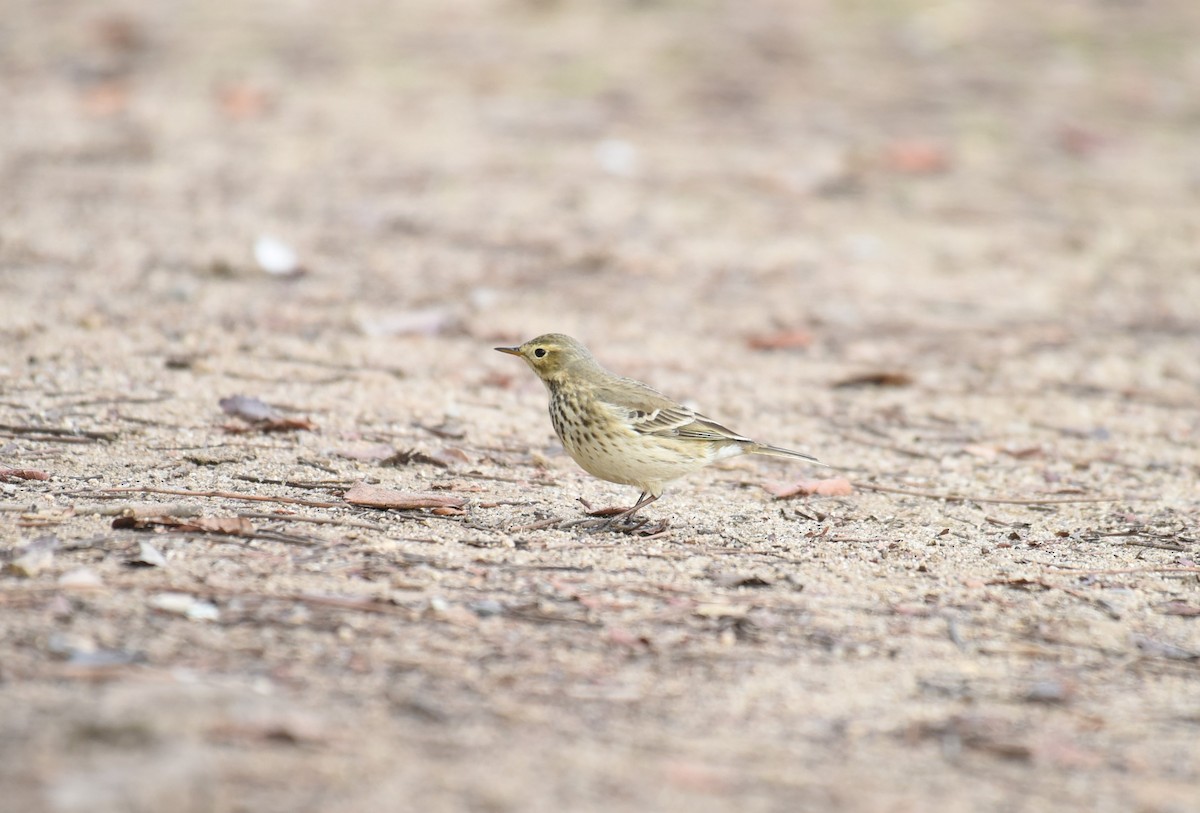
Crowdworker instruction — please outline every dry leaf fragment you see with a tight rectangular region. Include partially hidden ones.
[220,395,279,421]
[763,477,855,499]
[129,540,167,567]
[383,449,447,468]
[713,572,772,588]
[0,468,51,481]
[344,482,467,511]
[217,83,271,120]
[882,139,951,174]
[219,395,316,432]
[431,447,471,466]
[112,515,255,536]
[833,371,913,388]
[746,329,814,351]
[1159,601,1200,618]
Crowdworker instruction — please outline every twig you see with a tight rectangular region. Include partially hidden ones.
[297,458,342,476]
[854,481,1138,505]
[511,517,563,532]
[1059,586,1122,620]
[66,486,343,509]
[0,432,101,445]
[1123,539,1190,552]
[988,576,1122,619]
[0,423,118,441]
[503,608,600,627]
[234,475,353,490]
[1047,566,1200,576]
[98,581,413,616]
[457,471,527,484]
[63,393,172,407]
[236,511,385,531]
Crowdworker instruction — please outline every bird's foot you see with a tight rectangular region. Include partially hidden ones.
[559,510,668,536]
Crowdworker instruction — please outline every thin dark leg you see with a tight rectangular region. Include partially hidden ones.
[617,492,657,521]
[598,491,658,530]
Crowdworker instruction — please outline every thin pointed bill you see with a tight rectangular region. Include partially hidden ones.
[494,346,522,356]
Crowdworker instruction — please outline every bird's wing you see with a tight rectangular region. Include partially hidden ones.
[595,381,752,443]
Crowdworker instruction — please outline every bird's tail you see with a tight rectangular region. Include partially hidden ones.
[749,443,827,466]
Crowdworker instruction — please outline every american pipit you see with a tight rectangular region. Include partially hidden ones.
[496,333,821,525]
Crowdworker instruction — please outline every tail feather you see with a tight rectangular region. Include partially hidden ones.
[749,443,827,466]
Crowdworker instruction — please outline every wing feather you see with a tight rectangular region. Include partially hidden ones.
[593,381,752,443]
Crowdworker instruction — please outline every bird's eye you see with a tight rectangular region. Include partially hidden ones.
[533,348,547,358]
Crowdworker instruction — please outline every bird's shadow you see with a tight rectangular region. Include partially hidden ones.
[559,502,671,536]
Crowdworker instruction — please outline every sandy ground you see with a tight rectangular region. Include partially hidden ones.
[2,1,1199,811]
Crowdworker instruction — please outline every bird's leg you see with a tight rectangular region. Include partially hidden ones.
[617,492,657,522]
[596,492,658,531]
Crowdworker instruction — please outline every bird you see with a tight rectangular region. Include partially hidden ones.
[495,333,821,526]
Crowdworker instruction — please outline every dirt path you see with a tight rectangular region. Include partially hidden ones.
[2,2,1198,811]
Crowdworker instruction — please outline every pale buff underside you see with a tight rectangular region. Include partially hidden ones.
[554,397,747,497]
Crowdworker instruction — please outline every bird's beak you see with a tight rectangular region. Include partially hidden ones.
[494,346,522,356]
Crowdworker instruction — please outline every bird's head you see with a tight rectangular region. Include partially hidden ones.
[495,333,593,383]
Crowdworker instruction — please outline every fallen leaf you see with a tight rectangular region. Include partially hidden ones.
[882,139,951,174]
[383,449,448,468]
[833,371,913,388]
[128,540,167,567]
[712,572,772,588]
[219,395,279,422]
[763,477,855,499]
[217,82,271,120]
[0,468,51,481]
[1159,601,1200,618]
[344,482,467,511]
[219,395,316,432]
[746,329,814,351]
[985,577,1051,591]
[431,447,471,466]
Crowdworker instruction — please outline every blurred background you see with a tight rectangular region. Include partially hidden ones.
[4,0,1199,348]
